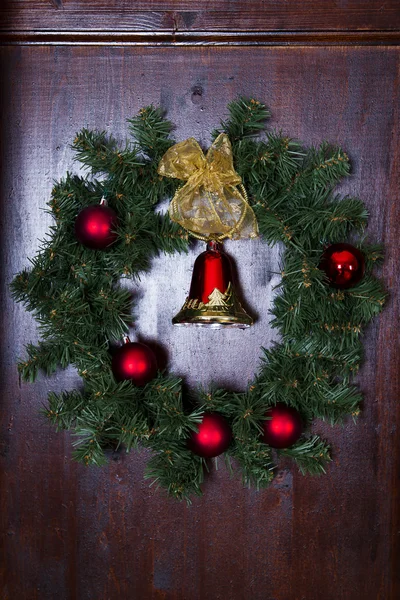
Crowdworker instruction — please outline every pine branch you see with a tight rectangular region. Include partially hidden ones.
[117,413,156,452]
[303,143,351,189]
[279,435,331,475]
[18,341,68,382]
[152,214,189,255]
[145,446,205,503]
[143,375,204,440]
[44,390,85,430]
[213,97,271,141]
[72,129,119,173]
[229,435,275,489]
[128,105,174,161]
[288,196,368,244]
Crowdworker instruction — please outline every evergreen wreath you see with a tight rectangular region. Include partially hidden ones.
[11,98,386,502]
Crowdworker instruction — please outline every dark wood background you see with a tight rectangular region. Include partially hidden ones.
[1,2,399,599]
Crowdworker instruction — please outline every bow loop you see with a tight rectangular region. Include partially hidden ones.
[157,133,258,241]
[157,137,207,181]
[205,133,242,188]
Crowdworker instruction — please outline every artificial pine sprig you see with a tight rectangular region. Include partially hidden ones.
[10,97,386,502]
[279,436,332,476]
[128,105,174,160]
[213,97,271,141]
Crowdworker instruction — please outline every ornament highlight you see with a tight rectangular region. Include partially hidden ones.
[172,240,253,328]
[112,340,157,386]
[187,413,232,458]
[75,201,118,249]
[319,243,365,289]
[262,404,303,449]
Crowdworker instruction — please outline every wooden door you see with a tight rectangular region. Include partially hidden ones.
[1,3,399,599]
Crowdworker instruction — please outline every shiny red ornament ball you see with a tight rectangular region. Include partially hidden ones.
[188,413,232,458]
[112,342,157,386]
[75,204,119,249]
[319,243,365,289]
[262,404,303,449]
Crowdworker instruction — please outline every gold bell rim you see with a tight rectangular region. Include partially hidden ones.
[172,310,253,329]
[172,282,254,329]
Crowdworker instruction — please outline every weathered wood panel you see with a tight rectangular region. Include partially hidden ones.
[1,0,400,33]
[0,38,399,600]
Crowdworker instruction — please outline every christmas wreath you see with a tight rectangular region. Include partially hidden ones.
[11,98,386,502]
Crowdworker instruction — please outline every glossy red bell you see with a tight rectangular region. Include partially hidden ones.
[172,240,253,328]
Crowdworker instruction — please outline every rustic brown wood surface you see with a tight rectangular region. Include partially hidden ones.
[0,3,399,599]
[1,0,400,32]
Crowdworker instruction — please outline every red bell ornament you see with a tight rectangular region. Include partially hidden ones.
[172,240,253,328]
[75,200,119,249]
[319,243,365,289]
[262,404,303,449]
[187,413,232,458]
[112,339,157,386]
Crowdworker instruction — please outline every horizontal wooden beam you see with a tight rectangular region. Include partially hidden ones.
[1,30,400,46]
[2,2,400,33]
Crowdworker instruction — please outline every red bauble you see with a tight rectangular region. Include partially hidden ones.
[188,413,232,458]
[112,341,157,386]
[319,243,365,289]
[75,204,119,249]
[262,404,303,449]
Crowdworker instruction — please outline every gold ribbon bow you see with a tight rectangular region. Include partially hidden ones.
[157,133,259,241]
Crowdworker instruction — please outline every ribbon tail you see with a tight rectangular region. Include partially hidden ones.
[222,185,259,240]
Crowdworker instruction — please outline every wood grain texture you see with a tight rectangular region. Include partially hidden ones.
[1,0,400,33]
[0,45,399,600]
[2,30,400,46]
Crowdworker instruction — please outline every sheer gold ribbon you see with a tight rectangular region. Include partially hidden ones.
[157,133,259,241]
